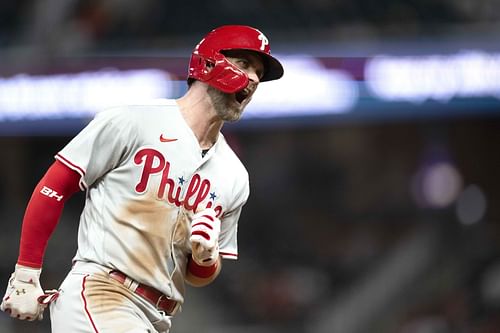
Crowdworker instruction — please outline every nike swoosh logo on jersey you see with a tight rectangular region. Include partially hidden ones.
[159,134,178,142]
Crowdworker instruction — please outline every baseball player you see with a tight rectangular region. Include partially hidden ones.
[0,25,283,333]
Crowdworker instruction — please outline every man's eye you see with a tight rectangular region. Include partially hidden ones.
[237,59,249,68]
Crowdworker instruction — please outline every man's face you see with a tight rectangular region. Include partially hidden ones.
[208,50,265,122]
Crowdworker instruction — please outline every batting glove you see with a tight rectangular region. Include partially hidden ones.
[189,208,221,266]
[0,265,58,321]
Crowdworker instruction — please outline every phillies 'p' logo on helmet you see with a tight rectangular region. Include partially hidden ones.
[188,25,284,93]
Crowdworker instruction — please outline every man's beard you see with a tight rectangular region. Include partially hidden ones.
[207,86,243,122]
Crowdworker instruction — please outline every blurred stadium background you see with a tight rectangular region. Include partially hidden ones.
[1,0,500,332]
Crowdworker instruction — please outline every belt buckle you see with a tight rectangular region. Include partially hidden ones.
[156,294,180,316]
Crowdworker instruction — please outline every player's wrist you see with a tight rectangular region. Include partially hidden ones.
[15,264,41,274]
[187,255,218,279]
[16,260,43,270]
[14,264,42,283]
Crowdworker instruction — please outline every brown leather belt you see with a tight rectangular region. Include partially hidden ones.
[109,270,179,315]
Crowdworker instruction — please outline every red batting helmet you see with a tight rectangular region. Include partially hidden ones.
[188,25,284,93]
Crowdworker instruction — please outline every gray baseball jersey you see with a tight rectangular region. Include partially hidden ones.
[55,99,249,302]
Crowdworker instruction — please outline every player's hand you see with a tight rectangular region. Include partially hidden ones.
[189,208,221,266]
[0,265,58,321]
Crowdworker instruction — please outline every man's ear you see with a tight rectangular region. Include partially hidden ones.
[205,60,215,70]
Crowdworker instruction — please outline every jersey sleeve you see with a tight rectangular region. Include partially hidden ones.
[218,175,250,260]
[55,107,137,189]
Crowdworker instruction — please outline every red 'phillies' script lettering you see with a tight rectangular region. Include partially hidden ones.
[135,148,164,193]
[134,148,222,215]
[183,174,210,211]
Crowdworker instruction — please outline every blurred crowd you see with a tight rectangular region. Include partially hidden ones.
[2,0,500,56]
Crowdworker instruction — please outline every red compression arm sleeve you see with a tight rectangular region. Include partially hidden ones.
[17,160,81,268]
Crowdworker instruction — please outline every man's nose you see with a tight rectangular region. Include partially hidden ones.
[247,70,260,84]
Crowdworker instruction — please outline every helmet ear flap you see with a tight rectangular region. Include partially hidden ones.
[188,53,209,80]
[200,58,215,76]
[189,52,249,93]
[210,54,249,93]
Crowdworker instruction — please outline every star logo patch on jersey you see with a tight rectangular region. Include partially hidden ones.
[159,134,178,143]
